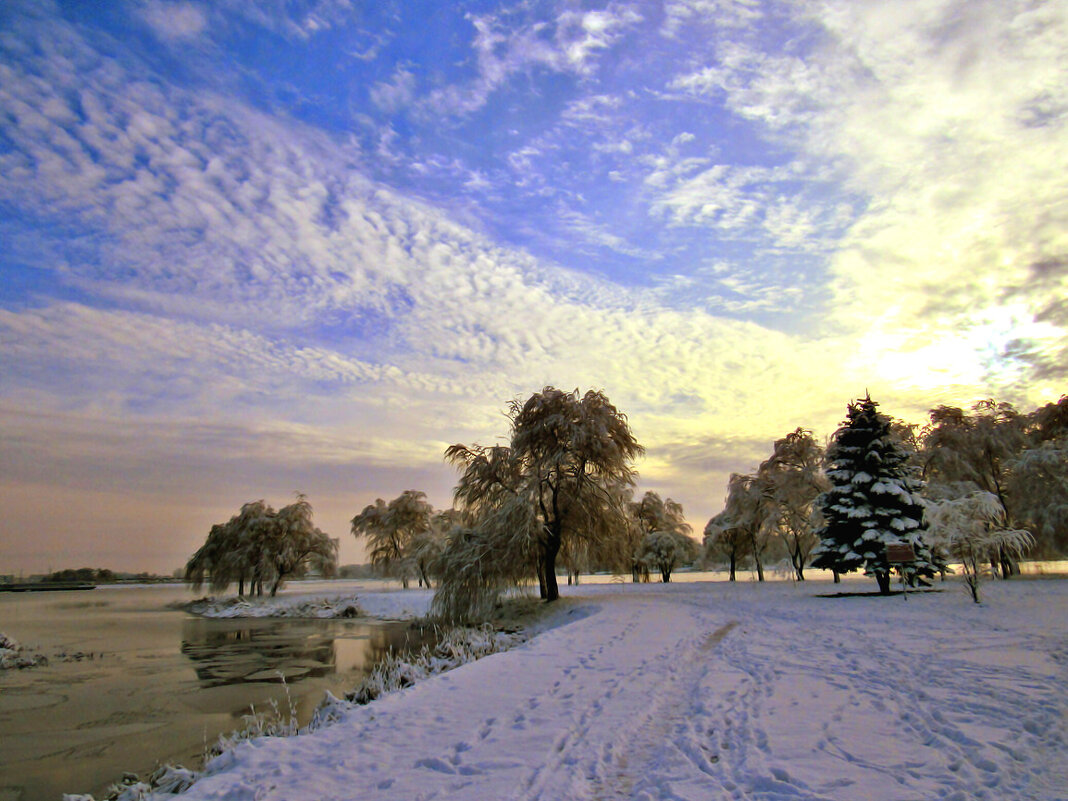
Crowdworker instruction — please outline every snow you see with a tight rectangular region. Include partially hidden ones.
[181,590,436,620]
[120,577,1068,801]
[0,631,47,669]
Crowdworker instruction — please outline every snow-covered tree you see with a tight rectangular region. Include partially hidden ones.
[186,495,336,597]
[1010,396,1068,556]
[630,491,695,582]
[925,491,1034,603]
[639,529,698,582]
[921,400,1027,575]
[811,395,940,594]
[435,387,642,620]
[262,494,337,597]
[630,491,693,582]
[351,490,434,588]
[758,428,828,581]
[1006,442,1068,556]
[702,509,750,581]
[717,472,776,581]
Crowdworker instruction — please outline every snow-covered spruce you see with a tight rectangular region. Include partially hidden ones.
[0,631,48,669]
[810,394,942,593]
[179,594,362,619]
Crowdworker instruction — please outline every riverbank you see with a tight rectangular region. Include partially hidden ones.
[118,576,1068,801]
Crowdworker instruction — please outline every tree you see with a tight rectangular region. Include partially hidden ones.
[925,491,1034,603]
[629,491,695,582]
[1009,396,1068,557]
[639,529,697,582]
[718,472,776,581]
[811,395,940,594]
[1005,442,1068,557]
[185,500,272,596]
[922,400,1027,576]
[351,490,434,588]
[758,428,828,581]
[435,387,642,620]
[702,509,750,581]
[408,509,455,588]
[262,494,337,597]
[630,491,692,580]
[185,495,336,597]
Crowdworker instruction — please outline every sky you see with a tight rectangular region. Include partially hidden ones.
[1,0,1066,575]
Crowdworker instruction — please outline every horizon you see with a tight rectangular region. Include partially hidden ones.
[1,1,1065,574]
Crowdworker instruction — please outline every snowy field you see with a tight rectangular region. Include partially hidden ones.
[151,578,1066,801]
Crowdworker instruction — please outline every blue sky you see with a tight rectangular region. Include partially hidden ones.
[1,0,1066,573]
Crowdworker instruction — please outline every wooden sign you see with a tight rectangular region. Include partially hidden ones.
[886,544,915,563]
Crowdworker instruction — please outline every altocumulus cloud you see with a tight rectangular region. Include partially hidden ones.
[0,0,1065,572]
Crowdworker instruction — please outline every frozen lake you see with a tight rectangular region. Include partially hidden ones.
[0,582,428,801]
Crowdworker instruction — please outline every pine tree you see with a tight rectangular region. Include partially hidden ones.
[811,395,940,594]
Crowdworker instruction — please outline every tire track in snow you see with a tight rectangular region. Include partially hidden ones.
[587,620,740,801]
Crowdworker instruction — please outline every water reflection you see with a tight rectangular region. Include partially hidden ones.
[180,618,429,688]
[181,619,335,686]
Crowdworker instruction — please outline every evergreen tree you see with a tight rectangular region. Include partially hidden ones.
[811,395,940,594]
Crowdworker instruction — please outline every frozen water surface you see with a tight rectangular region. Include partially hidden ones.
[0,582,430,800]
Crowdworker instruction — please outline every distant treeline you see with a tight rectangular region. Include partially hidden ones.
[36,568,174,584]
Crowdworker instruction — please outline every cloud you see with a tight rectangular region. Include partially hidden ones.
[661,0,763,37]
[139,1,209,41]
[424,4,642,116]
[370,66,417,113]
[2,1,1066,572]
[662,0,1068,396]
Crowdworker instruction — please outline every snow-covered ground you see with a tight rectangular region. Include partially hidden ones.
[151,578,1067,801]
[181,586,436,620]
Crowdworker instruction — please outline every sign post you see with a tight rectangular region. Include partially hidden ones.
[886,543,916,599]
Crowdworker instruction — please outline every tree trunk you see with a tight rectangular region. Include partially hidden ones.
[543,542,560,602]
[790,540,805,581]
[238,578,245,597]
[876,571,891,595]
[832,569,841,584]
[750,530,765,581]
[661,567,671,583]
[728,552,736,581]
[999,548,1019,578]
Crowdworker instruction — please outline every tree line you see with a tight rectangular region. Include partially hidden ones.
[185,387,1066,613]
[705,394,1066,599]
